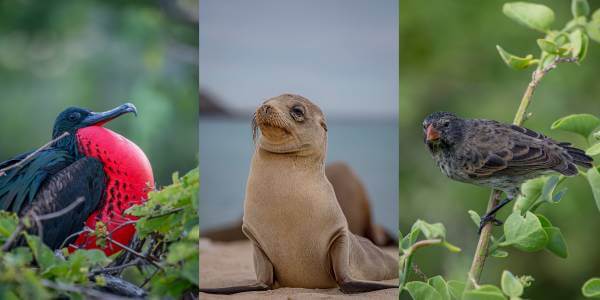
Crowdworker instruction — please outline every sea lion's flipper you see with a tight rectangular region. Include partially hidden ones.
[198,283,270,295]
[329,232,398,294]
[198,226,275,295]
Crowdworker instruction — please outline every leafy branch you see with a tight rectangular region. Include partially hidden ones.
[466,0,600,291]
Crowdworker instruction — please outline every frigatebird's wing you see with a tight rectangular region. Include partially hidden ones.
[0,151,106,249]
[0,149,74,214]
[27,157,106,249]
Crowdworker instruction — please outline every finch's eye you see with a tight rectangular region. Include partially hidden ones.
[441,120,450,128]
[290,105,305,121]
[68,112,81,122]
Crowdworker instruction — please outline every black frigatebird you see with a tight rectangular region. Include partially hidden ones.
[0,103,154,255]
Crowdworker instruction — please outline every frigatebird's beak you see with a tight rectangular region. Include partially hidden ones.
[426,124,440,142]
[82,103,138,126]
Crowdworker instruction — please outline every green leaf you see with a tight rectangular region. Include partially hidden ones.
[401,227,421,251]
[587,19,600,43]
[572,0,590,18]
[537,39,560,54]
[496,45,536,70]
[428,276,451,300]
[551,114,600,138]
[587,143,600,156]
[442,241,462,253]
[585,167,600,212]
[447,280,466,300]
[503,2,555,32]
[514,177,545,213]
[594,8,600,20]
[500,212,548,252]
[492,249,509,258]
[405,281,443,300]
[468,210,481,227]
[541,176,560,203]
[412,220,446,240]
[569,29,588,62]
[463,285,506,300]
[544,227,568,258]
[24,235,58,271]
[502,270,524,297]
[536,214,553,228]
[582,278,600,298]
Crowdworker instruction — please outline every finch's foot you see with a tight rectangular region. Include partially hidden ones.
[478,214,503,234]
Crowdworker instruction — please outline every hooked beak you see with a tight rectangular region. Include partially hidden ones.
[81,103,137,126]
[426,124,440,142]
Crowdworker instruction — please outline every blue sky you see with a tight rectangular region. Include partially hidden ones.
[199,0,398,119]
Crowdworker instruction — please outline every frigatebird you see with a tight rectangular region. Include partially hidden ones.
[0,103,154,255]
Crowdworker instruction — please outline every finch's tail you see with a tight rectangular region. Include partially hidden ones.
[559,142,594,172]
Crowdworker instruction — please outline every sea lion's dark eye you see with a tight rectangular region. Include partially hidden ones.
[290,105,305,121]
[68,112,81,122]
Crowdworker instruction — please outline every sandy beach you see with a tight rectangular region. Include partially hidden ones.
[199,239,399,299]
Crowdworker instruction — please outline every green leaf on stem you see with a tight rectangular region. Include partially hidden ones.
[514,177,545,213]
[503,2,555,32]
[594,8,600,20]
[468,210,481,227]
[569,29,589,61]
[585,167,600,211]
[428,276,451,300]
[491,249,509,258]
[587,143,600,156]
[412,220,446,240]
[544,227,568,258]
[463,285,506,300]
[447,280,466,300]
[501,270,524,297]
[582,278,600,298]
[587,19,600,43]
[405,281,443,300]
[500,212,548,252]
[572,0,590,18]
[551,114,600,138]
[496,45,537,69]
[537,39,560,54]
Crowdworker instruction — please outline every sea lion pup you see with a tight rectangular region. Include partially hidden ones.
[201,161,397,246]
[199,94,398,294]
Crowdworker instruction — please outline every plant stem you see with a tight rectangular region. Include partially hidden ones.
[465,57,577,290]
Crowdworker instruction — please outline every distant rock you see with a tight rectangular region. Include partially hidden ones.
[199,90,231,116]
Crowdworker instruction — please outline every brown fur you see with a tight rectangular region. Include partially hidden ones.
[241,94,397,292]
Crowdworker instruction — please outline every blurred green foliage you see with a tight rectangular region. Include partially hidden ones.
[400,0,600,298]
[0,0,198,187]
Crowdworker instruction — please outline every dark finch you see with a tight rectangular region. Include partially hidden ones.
[422,111,593,233]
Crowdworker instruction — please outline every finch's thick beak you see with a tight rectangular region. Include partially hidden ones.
[426,124,440,142]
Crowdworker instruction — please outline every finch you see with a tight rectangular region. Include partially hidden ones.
[422,111,593,233]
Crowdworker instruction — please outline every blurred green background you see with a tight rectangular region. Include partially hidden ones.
[400,0,600,298]
[0,0,198,187]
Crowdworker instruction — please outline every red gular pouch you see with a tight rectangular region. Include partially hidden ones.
[70,126,154,256]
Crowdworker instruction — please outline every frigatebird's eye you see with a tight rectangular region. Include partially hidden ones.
[290,105,305,121]
[68,112,81,122]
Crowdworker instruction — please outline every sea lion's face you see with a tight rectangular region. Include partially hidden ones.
[252,94,328,156]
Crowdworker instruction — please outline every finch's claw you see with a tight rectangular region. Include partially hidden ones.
[478,214,503,235]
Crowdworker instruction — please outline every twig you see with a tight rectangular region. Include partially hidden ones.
[1,197,86,252]
[41,279,132,300]
[1,223,25,252]
[90,258,144,276]
[35,197,85,221]
[466,56,578,289]
[60,227,93,249]
[104,235,162,269]
[0,132,70,177]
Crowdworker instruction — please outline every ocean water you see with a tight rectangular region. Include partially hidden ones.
[199,118,398,233]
